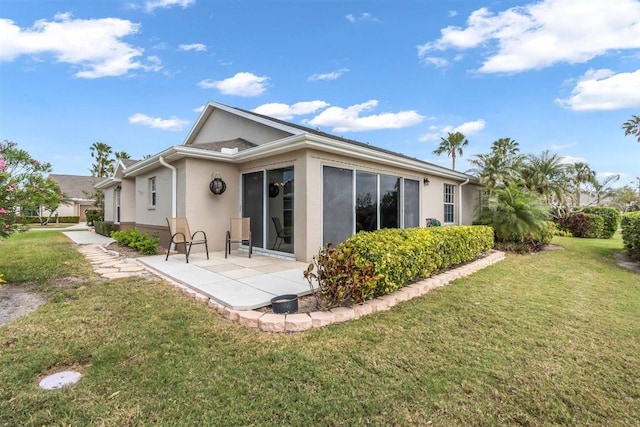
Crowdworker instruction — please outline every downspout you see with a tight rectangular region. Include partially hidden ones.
[458,178,470,225]
[158,156,177,218]
[159,156,177,250]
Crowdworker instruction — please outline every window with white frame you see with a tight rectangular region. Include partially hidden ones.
[149,177,157,207]
[444,183,455,223]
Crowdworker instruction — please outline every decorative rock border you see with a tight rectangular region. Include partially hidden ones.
[76,243,505,333]
[159,250,506,333]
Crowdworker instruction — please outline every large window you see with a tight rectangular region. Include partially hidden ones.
[323,166,419,246]
[403,179,420,228]
[323,166,354,246]
[444,183,455,223]
[148,177,156,207]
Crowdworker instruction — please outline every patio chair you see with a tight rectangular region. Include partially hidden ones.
[271,217,291,250]
[226,217,252,258]
[165,217,209,263]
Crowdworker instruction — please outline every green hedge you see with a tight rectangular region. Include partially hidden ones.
[564,213,604,238]
[343,226,494,298]
[21,216,80,224]
[94,221,114,237]
[582,206,621,239]
[85,209,103,226]
[621,212,640,261]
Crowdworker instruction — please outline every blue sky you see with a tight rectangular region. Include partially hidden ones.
[1,0,639,189]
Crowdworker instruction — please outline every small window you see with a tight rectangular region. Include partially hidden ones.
[444,183,455,223]
[149,177,157,207]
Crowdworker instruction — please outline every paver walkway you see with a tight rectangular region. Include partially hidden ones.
[76,245,157,280]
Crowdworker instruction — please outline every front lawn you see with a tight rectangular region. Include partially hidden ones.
[1,232,638,425]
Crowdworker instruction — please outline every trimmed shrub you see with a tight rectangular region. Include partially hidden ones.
[305,226,494,308]
[621,212,640,261]
[85,209,103,226]
[565,213,604,238]
[582,206,621,239]
[111,228,159,255]
[94,221,113,237]
[57,216,80,223]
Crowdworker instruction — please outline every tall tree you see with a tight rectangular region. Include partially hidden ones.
[622,115,640,142]
[587,174,620,206]
[89,142,114,178]
[521,150,569,205]
[0,140,63,237]
[433,132,469,170]
[468,137,523,191]
[114,151,131,160]
[567,162,596,206]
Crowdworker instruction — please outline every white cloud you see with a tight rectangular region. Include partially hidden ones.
[128,113,189,131]
[198,72,269,96]
[145,0,195,13]
[179,43,206,52]
[418,0,640,73]
[555,69,640,111]
[449,10,458,17]
[307,100,424,132]
[419,119,486,142]
[423,57,449,68]
[0,14,160,78]
[193,105,205,113]
[253,101,330,120]
[345,12,380,23]
[559,155,587,165]
[308,68,350,81]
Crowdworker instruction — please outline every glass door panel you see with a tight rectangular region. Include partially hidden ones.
[242,172,264,249]
[267,167,294,253]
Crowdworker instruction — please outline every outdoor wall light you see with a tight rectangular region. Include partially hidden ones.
[209,173,226,195]
[423,177,430,186]
[115,184,122,191]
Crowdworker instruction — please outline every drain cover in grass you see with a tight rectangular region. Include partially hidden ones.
[39,371,82,390]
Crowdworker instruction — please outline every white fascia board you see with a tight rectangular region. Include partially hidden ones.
[181,101,304,146]
[123,146,234,177]
[94,177,121,189]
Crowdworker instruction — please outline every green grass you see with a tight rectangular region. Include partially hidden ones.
[1,232,639,426]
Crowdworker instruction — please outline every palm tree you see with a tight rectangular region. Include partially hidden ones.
[622,115,640,142]
[567,162,596,206]
[115,151,131,160]
[588,174,619,206]
[521,151,569,204]
[433,131,469,170]
[468,152,521,191]
[490,137,520,158]
[89,142,114,178]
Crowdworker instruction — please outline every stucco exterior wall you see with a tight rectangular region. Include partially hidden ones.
[462,184,483,224]
[135,167,173,227]
[181,158,240,254]
[120,178,136,224]
[190,108,292,147]
[103,187,115,222]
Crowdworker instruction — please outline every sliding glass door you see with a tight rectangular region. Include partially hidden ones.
[242,167,294,254]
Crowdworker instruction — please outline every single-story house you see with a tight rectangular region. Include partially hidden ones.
[43,174,102,221]
[96,101,482,262]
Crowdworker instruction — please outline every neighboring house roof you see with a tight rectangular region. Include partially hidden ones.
[120,159,138,167]
[96,101,480,187]
[49,174,102,200]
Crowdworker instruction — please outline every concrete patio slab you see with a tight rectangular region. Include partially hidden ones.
[138,253,310,310]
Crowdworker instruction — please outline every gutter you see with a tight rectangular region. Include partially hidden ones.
[158,156,177,218]
[459,178,470,225]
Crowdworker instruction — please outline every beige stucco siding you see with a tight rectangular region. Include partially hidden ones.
[182,158,240,253]
[135,167,173,227]
[103,187,115,222]
[119,178,136,224]
[190,108,292,147]
[462,184,482,224]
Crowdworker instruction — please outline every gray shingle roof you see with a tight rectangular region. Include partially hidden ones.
[48,174,102,199]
